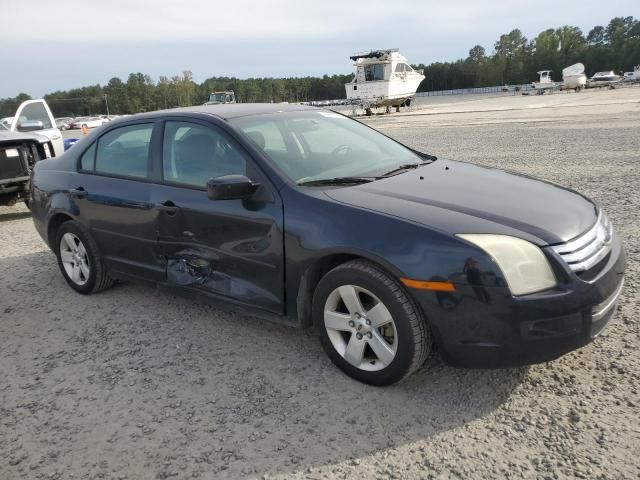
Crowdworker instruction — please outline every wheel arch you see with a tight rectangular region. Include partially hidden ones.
[47,212,75,248]
[295,251,405,329]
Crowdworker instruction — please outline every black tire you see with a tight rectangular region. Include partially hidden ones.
[54,220,115,294]
[313,260,432,386]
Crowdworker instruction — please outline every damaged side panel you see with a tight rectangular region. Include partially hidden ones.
[166,248,281,311]
[152,183,285,315]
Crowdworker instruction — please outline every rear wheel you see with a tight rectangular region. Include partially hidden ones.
[314,260,431,385]
[54,220,114,294]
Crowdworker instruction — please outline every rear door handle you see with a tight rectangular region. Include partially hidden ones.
[69,187,88,198]
[156,201,179,214]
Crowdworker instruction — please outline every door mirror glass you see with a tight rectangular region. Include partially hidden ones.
[207,175,258,200]
[17,120,45,132]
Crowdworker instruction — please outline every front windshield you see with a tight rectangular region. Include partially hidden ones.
[0,121,7,130]
[231,111,422,184]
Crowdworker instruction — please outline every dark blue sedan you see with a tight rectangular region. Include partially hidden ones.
[30,104,626,385]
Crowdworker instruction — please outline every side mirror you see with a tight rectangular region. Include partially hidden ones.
[207,175,259,200]
[17,120,44,132]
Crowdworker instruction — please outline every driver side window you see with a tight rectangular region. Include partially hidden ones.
[162,121,247,188]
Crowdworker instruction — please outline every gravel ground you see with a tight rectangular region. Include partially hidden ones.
[2,89,639,479]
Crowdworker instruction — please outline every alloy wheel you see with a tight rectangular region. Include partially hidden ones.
[324,285,398,371]
[59,233,90,286]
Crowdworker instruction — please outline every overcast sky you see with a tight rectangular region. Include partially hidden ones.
[1,0,637,97]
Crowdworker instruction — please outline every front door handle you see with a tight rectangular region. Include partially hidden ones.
[69,187,88,198]
[156,201,179,215]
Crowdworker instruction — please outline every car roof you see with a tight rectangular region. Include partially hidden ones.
[134,103,321,121]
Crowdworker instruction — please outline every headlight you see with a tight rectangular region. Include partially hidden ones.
[457,234,556,296]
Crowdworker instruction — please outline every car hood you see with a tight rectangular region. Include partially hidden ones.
[325,159,597,245]
[0,130,48,143]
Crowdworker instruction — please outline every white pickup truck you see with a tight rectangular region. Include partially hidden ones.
[0,99,63,207]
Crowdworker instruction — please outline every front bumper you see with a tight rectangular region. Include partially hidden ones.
[412,235,626,368]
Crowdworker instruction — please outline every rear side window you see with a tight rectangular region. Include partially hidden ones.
[80,142,96,170]
[95,124,153,178]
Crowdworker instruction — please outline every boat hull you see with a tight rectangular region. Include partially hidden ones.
[345,75,424,107]
[562,74,586,89]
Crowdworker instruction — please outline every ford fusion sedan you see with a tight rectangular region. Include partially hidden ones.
[30,104,626,385]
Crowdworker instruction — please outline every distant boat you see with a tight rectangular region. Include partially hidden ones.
[345,49,425,114]
[532,70,556,91]
[587,70,622,88]
[623,65,640,82]
[561,63,587,91]
[531,64,587,93]
[590,71,620,82]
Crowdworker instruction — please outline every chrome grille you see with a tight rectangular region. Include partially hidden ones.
[551,212,613,272]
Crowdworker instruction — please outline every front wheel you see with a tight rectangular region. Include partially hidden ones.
[313,260,432,385]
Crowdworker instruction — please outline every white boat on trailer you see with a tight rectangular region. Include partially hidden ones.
[623,65,640,83]
[345,49,425,115]
[531,70,557,93]
[531,64,586,94]
[561,63,587,91]
[587,70,622,88]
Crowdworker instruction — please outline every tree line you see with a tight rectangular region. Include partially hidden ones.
[415,16,640,91]
[1,15,638,117]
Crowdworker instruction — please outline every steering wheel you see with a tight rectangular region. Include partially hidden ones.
[331,144,353,156]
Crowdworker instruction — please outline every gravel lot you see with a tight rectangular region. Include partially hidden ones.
[2,88,639,479]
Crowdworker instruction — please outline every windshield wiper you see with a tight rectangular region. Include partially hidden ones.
[297,176,379,186]
[381,162,426,177]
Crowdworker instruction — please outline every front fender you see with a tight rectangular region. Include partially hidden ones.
[282,187,505,322]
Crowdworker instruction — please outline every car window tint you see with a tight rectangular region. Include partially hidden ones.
[95,124,152,178]
[80,142,96,171]
[17,102,53,129]
[162,121,247,188]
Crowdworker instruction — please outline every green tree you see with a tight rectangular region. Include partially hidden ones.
[468,45,486,63]
[587,26,605,45]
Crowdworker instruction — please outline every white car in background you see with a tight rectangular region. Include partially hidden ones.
[70,116,105,129]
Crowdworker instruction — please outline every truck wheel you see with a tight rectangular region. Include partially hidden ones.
[313,260,432,385]
[54,220,114,294]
